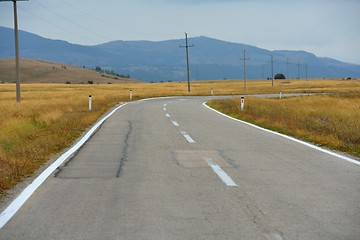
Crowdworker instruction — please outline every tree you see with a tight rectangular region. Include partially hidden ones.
[274,73,286,79]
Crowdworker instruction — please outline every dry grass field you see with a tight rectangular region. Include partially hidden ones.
[0,58,134,84]
[208,92,360,158]
[0,60,359,199]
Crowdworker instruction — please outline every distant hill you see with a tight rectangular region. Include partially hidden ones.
[1,26,359,82]
[0,58,134,84]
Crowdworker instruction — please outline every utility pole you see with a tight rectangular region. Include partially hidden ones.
[240,49,250,91]
[180,32,194,92]
[0,0,28,103]
[305,63,308,80]
[297,60,300,79]
[286,57,289,80]
[261,64,264,80]
[271,55,274,86]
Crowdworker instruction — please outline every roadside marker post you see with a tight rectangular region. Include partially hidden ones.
[130,89,133,100]
[211,88,214,95]
[280,92,282,99]
[240,96,245,111]
[88,95,92,111]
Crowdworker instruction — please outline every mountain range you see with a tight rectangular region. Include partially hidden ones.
[1,26,359,82]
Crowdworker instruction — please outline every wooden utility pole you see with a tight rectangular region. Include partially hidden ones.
[180,33,194,92]
[271,55,274,86]
[0,0,28,102]
[240,50,250,91]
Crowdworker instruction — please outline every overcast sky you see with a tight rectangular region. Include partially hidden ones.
[0,0,359,64]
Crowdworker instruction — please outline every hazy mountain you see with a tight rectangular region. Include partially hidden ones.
[1,26,359,82]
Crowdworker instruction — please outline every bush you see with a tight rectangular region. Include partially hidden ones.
[275,73,286,79]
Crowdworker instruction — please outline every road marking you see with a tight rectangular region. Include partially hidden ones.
[171,121,180,127]
[138,96,176,102]
[266,232,285,240]
[166,113,171,118]
[164,104,167,107]
[180,131,195,143]
[204,157,237,187]
[0,103,129,230]
[163,108,167,111]
[203,102,360,166]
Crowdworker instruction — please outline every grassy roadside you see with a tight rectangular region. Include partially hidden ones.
[0,79,359,199]
[208,92,360,158]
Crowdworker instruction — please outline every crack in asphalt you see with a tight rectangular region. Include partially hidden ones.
[54,121,106,178]
[116,121,133,178]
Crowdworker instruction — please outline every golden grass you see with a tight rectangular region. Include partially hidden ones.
[208,92,360,158]
[0,58,134,84]
[0,79,359,198]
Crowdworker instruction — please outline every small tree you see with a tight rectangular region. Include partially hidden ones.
[274,73,286,79]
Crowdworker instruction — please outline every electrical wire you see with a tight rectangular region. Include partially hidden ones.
[59,0,180,39]
[59,0,152,37]
[18,5,97,44]
[3,0,181,44]
[32,0,110,42]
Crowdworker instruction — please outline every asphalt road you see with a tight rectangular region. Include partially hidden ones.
[0,97,359,240]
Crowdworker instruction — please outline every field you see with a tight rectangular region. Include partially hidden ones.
[0,78,360,199]
[208,92,360,158]
[0,58,134,84]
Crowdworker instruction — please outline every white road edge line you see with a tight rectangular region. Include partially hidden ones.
[166,113,171,118]
[180,131,196,143]
[0,103,128,229]
[163,108,167,111]
[171,121,180,127]
[203,102,360,166]
[138,96,176,102]
[204,157,237,187]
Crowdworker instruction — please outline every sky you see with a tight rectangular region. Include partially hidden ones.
[0,0,360,64]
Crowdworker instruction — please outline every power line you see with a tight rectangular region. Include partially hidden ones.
[59,0,156,37]
[32,0,109,42]
[18,5,96,44]
[59,0,179,39]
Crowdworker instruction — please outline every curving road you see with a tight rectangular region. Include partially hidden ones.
[0,97,359,240]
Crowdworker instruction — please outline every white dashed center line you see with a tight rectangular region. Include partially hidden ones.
[180,131,195,143]
[204,157,237,187]
[171,121,180,127]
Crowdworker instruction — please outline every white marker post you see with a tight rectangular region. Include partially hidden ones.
[211,88,214,95]
[280,92,282,99]
[88,95,92,111]
[130,89,133,100]
[240,96,245,111]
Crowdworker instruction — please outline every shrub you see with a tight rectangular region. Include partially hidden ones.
[275,73,286,79]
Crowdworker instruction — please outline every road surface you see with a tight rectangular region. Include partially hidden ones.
[0,96,359,240]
